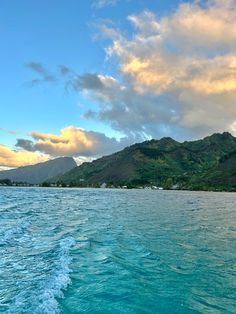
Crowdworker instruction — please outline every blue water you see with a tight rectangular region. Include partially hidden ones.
[0,188,235,313]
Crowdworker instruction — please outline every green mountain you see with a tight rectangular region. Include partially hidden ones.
[0,157,77,184]
[53,132,236,191]
[191,150,236,191]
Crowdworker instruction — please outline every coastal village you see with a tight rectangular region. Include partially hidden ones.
[0,179,166,190]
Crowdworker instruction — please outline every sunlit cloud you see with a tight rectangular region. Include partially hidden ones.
[1,125,132,167]
[31,127,93,156]
[0,145,49,167]
[16,126,132,158]
[109,2,236,96]
[22,0,236,142]
[85,0,236,137]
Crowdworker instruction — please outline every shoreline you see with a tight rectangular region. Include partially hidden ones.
[1,185,236,193]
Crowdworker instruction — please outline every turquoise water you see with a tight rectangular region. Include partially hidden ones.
[0,188,235,313]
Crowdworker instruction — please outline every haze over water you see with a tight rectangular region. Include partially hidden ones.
[0,187,235,313]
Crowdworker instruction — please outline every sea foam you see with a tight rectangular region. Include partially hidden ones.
[35,237,75,314]
[0,220,30,246]
[7,237,75,314]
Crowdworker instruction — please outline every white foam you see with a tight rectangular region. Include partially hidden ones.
[0,220,30,246]
[34,237,75,314]
[6,237,75,314]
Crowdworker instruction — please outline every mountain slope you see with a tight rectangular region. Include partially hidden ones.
[54,132,236,189]
[0,157,77,184]
[191,150,236,190]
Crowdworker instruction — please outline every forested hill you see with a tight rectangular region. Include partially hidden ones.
[53,132,236,191]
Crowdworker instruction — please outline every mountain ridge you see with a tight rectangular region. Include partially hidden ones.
[0,157,77,184]
[53,132,236,191]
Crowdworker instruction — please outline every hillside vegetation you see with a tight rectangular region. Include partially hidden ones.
[54,132,236,191]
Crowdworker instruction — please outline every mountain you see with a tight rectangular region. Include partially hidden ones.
[191,150,236,191]
[0,157,77,184]
[53,132,236,190]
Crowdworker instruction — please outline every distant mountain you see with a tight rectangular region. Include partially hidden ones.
[0,157,77,184]
[53,132,236,191]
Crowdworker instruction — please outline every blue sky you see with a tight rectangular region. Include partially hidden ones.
[0,0,183,137]
[1,0,236,167]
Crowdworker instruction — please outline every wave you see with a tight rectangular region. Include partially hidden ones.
[6,237,75,314]
[0,220,30,246]
[35,237,75,314]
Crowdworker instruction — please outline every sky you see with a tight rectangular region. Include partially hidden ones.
[1,0,236,168]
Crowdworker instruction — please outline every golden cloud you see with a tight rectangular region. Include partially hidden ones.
[107,1,236,96]
[0,145,49,167]
[0,126,129,167]
[31,126,93,156]
[102,0,236,135]
[20,126,130,157]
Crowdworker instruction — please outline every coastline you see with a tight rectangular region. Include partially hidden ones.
[1,184,236,193]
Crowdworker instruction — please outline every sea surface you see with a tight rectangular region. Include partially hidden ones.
[0,187,235,314]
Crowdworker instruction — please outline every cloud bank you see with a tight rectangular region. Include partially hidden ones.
[81,0,236,139]
[0,145,48,167]
[1,126,131,167]
[16,126,132,158]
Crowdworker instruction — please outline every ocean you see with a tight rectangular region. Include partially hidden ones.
[0,187,235,313]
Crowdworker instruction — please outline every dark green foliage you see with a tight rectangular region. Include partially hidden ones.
[53,132,236,191]
[164,178,173,190]
[192,149,236,191]
[0,179,12,186]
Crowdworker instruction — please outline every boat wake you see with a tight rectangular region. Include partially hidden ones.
[7,237,75,314]
[35,237,75,314]
[0,220,31,246]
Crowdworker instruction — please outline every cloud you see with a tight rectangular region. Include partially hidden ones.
[70,73,104,91]
[92,19,121,41]
[114,5,236,96]
[22,0,236,141]
[71,73,174,138]
[0,127,17,135]
[92,0,117,9]
[79,0,236,139]
[0,145,49,167]
[2,125,126,167]
[15,139,36,152]
[16,126,132,157]
[26,62,56,85]
[74,156,94,166]
[58,65,72,76]
[0,166,11,171]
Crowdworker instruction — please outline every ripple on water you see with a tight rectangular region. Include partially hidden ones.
[5,237,75,314]
[0,219,31,246]
[0,188,235,314]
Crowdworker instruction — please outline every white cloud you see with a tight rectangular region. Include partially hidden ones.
[229,121,236,136]
[93,0,117,9]
[83,0,236,138]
